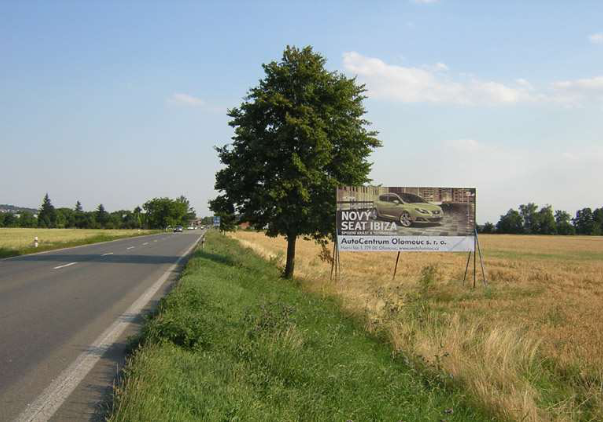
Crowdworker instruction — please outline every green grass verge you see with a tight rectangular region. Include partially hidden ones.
[0,232,159,259]
[109,232,490,421]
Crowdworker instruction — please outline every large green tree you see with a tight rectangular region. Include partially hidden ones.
[37,193,56,228]
[573,208,596,235]
[593,207,603,235]
[55,208,73,228]
[176,195,197,224]
[496,208,524,234]
[536,205,556,235]
[554,210,575,235]
[95,204,110,228]
[519,203,539,234]
[3,213,18,227]
[143,197,193,229]
[73,201,88,228]
[210,45,381,278]
[480,222,495,234]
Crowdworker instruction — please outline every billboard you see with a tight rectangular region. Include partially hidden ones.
[336,186,476,252]
[213,216,221,227]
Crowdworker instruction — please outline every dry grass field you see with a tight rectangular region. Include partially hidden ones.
[231,231,603,421]
[0,228,156,257]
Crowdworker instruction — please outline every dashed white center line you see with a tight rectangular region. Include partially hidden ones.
[127,246,135,250]
[153,240,158,243]
[54,262,77,270]
[142,242,149,246]
[16,233,203,422]
[101,252,113,256]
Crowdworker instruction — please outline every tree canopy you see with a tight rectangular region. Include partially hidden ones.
[496,208,524,234]
[480,203,601,235]
[37,193,56,228]
[0,194,200,230]
[143,196,195,229]
[210,45,381,278]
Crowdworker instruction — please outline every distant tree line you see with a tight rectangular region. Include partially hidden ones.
[0,194,197,230]
[479,203,603,235]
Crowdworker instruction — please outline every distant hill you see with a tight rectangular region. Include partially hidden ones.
[0,204,38,214]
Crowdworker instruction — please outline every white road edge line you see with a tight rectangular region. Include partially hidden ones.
[53,262,77,270]
[17,235,202,422]
[126,246,135,250]
[101,253,113,256]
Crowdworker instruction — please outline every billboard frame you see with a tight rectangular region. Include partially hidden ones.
[332,186,487,287]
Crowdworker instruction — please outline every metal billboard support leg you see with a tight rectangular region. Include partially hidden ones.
[330,235,341,282]
[473,235,477,289]
[330,241,336,281]
[463,251,472,285]
[392,251,401,281]
[336,241,342,280]
[475,229,488,286]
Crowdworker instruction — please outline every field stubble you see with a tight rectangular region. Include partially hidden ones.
[0,228,156,258]
[232,231,603,421]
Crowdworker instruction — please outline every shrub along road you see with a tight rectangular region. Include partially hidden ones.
[109,232,490,421]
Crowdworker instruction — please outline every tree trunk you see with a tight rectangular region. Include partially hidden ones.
[284,234,297,279]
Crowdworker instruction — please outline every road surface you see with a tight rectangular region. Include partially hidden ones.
[0,230,203,421]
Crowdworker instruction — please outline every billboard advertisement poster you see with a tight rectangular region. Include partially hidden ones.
[336,186,476,252]
[213,216,221,227]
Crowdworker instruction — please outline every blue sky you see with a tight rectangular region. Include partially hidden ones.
[1,0,602,223]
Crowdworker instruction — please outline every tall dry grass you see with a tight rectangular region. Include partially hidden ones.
[231,231,603,421]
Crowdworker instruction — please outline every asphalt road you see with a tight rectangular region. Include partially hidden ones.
[0,230,203,421]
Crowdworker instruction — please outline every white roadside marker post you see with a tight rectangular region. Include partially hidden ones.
[34,236,39,248]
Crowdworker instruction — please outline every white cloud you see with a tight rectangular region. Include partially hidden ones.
[553,76,603,91]
[342,52,603,107]
[422,62,449,72]
[434,62,449,71]
[167,93,206,107]
[551,76,603,105]
[515,78,534,91]
[342,52,535,105]
[588,33,603,44]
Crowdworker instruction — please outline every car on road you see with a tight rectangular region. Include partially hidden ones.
[187,226,194,230]
[174,226,183,232]
[371,193,443,227]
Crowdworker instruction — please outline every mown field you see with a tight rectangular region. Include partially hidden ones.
[0,228,157,258]
[232,231,603,421]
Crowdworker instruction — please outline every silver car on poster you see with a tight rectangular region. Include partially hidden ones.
[371,193,444,227]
